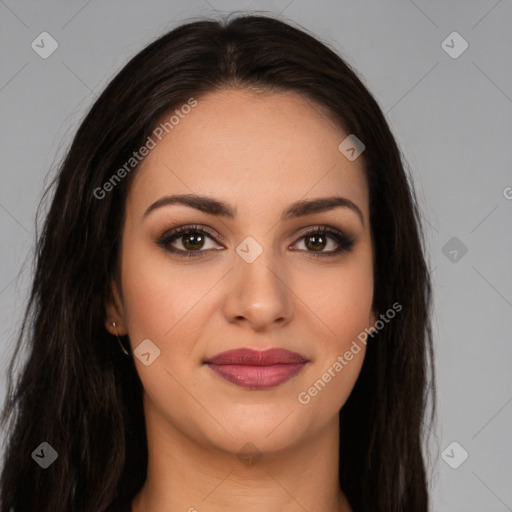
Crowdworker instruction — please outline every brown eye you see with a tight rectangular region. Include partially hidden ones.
[157,224,355,259]
[181,232,206,251]
[156,225,222,258]
[304,233,327,252]
[292,226,355,257]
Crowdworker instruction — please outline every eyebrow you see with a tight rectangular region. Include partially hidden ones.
[143,193,364,227]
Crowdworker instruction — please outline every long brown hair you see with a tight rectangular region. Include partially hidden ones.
[0,13,435,512]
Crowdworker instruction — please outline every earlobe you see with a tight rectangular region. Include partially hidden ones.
[105,279,127,335]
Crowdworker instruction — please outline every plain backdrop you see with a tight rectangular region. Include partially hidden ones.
[1,1,511,511]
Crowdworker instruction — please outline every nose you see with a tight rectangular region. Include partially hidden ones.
[222,246,295,332]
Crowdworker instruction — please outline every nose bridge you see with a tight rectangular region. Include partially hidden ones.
[223,235,294,329]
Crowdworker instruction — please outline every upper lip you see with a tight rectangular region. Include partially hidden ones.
[204,348,308,366]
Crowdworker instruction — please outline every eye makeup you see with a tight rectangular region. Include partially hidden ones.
[154,223,356,259]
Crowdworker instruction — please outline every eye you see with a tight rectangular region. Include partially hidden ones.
[156,224,355,258]
[156,225,221,258]
[291,226,355,257]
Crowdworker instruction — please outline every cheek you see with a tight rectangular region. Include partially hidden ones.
[295,256,373,404]
[120,240,215,341]
[118,245,216,405]
[300,256,374,342]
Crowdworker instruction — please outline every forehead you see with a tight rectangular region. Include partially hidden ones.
[128,88,369,220]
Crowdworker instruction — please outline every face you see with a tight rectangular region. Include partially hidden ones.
[106,88,376,455]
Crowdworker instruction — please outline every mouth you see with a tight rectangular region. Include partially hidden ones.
[203,348,309,389]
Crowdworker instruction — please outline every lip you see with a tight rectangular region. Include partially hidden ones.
[204,348,308,389]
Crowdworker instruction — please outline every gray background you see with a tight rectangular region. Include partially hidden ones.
[1,1,511,510]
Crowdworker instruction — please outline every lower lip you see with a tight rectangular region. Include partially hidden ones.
[206,363,306,389]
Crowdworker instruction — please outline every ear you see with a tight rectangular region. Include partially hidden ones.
[105,279,127,336]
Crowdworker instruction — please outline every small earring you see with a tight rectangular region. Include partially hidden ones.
[112,321,129,356]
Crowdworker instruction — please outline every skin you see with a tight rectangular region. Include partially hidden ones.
[106,88,377,512]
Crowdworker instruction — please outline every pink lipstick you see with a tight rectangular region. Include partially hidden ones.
[204,348,308,389]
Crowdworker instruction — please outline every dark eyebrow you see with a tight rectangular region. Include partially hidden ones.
[143,193,364,227]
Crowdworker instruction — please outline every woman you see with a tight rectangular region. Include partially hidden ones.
[0,13,435,512]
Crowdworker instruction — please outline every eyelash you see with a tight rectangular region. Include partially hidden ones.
[156,224,355,259]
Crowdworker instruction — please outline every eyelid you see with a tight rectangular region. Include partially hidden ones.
[292,224,350,240]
